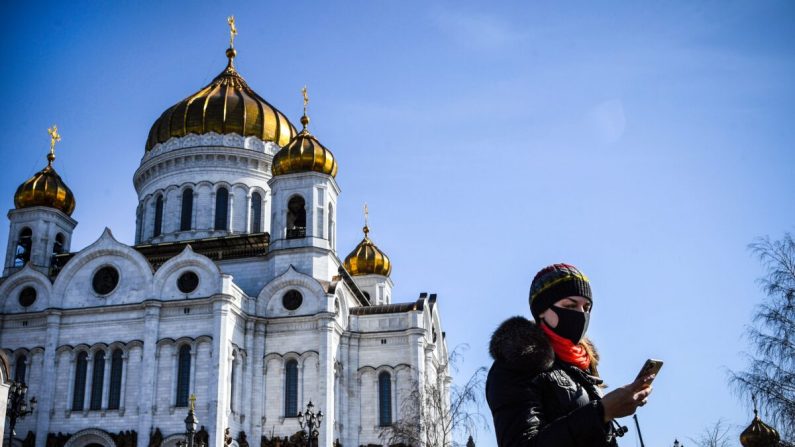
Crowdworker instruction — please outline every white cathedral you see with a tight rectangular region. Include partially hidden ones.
[0,25,449,447]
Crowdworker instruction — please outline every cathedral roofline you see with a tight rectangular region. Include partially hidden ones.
[51,232,270,277]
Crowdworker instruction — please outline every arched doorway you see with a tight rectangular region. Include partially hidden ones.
[63,429,115,447]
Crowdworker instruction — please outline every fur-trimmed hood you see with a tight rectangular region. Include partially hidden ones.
[489,316,600,377]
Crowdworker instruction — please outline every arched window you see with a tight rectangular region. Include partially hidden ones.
[250,192,263,233]
[135,204,143,244]
[73,351,88,410]
[90,351,106,410]
[327,203,335,249]
[153,195,164,237]
[14,355,27,384]
[108,349,123,410]
[379,371,392,426]
[180,188,193,231]
[214,187,229,231]
[54,233,65,255]
[284,359,298,416]
[176,345,191,407]
[14,228,32,267]
[230,355,237,411]
[286,196,306,239]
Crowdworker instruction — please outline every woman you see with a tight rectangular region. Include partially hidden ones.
[486,263,653,446]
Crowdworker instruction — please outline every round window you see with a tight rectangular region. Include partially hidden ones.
[92,266,120,295]
[282,290,303,311]
[18,287,37,307]
[177,271,199,293]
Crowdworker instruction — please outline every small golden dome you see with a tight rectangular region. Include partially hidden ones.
[15,152,75,216]
[271,88,338,177]
[145,48,297,151]
[343,225,392,277]
[740,408,780,447]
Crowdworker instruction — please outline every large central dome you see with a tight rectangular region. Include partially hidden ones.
[145,48,297,151]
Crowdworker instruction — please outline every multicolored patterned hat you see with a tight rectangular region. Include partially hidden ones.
[529,263,592,319]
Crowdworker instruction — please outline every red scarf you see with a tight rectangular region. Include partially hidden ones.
[540,321,591,371]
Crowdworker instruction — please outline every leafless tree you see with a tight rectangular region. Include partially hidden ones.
[688,419,732,447]
[379,345,488,447]
[729,233,795,441]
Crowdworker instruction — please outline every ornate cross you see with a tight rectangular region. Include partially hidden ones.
[189,394,196,411]
[48,125,61,156]
[363,203,369,236]
[227,16,237,48]
[302,85,309,116]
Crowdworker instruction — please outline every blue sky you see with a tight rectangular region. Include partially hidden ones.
[1,1,794,445]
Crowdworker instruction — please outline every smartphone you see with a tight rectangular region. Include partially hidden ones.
[636,359,663,382]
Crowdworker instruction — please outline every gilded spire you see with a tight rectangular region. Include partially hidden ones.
[189,394,196,411]
[225,16,237,69]
[47,125,61,165]
[301,85,311,130]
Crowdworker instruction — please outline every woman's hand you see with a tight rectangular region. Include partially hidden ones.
[600,374,654,422]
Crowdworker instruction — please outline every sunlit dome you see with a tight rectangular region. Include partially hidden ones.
[145,47,297,151]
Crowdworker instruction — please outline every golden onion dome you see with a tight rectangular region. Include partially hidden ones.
[271,89,338,177]
[740,407,780,447]
[145,47,297,151]
[15,151,75,216]
[343,225,392,277]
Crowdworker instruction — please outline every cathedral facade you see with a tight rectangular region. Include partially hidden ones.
[0,31,449,447]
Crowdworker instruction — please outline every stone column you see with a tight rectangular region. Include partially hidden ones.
[120,352,129,414]
[34,311,61,447]
[243,321,255,430]
[408,328,425,441]
[102,351,112,409]
[317,316,335,447]
[250,322,266,442]
[209,191,217,231]
[84,352,94,413]
[65,354,76,413]
[137,302,162,447]
[209,295,233,447]
[190,348,198,396]
[192,190,199,231]
[245,194,252,233]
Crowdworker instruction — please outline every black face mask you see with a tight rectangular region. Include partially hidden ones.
[548,306,590,344]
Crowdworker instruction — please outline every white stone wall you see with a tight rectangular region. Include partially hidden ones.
[0,211,449,447]
[4,207,76,276]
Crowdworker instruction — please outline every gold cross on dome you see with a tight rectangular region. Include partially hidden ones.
[364,203,369,227]
[48,125,61,159]
[189,394,196,411]
[227,16,237,48]
[302,85,309,116]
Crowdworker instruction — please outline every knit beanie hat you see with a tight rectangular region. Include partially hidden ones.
[529,263,592,320]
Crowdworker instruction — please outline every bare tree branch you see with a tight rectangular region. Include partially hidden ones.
[688,419,732,447]
[729,232,795,441]
[379,345,488,447]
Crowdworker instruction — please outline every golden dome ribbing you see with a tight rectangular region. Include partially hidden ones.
[15,128,75,216]
[145,47,297,151]
[271,87,338,177]
[343,225,392,277]
[740,407,780,447]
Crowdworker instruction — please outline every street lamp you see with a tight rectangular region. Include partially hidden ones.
[297,401,323,447]
[177,395,200,447]
[5,381,36,447]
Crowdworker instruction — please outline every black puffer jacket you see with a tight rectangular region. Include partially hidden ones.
[486,316,618,447]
